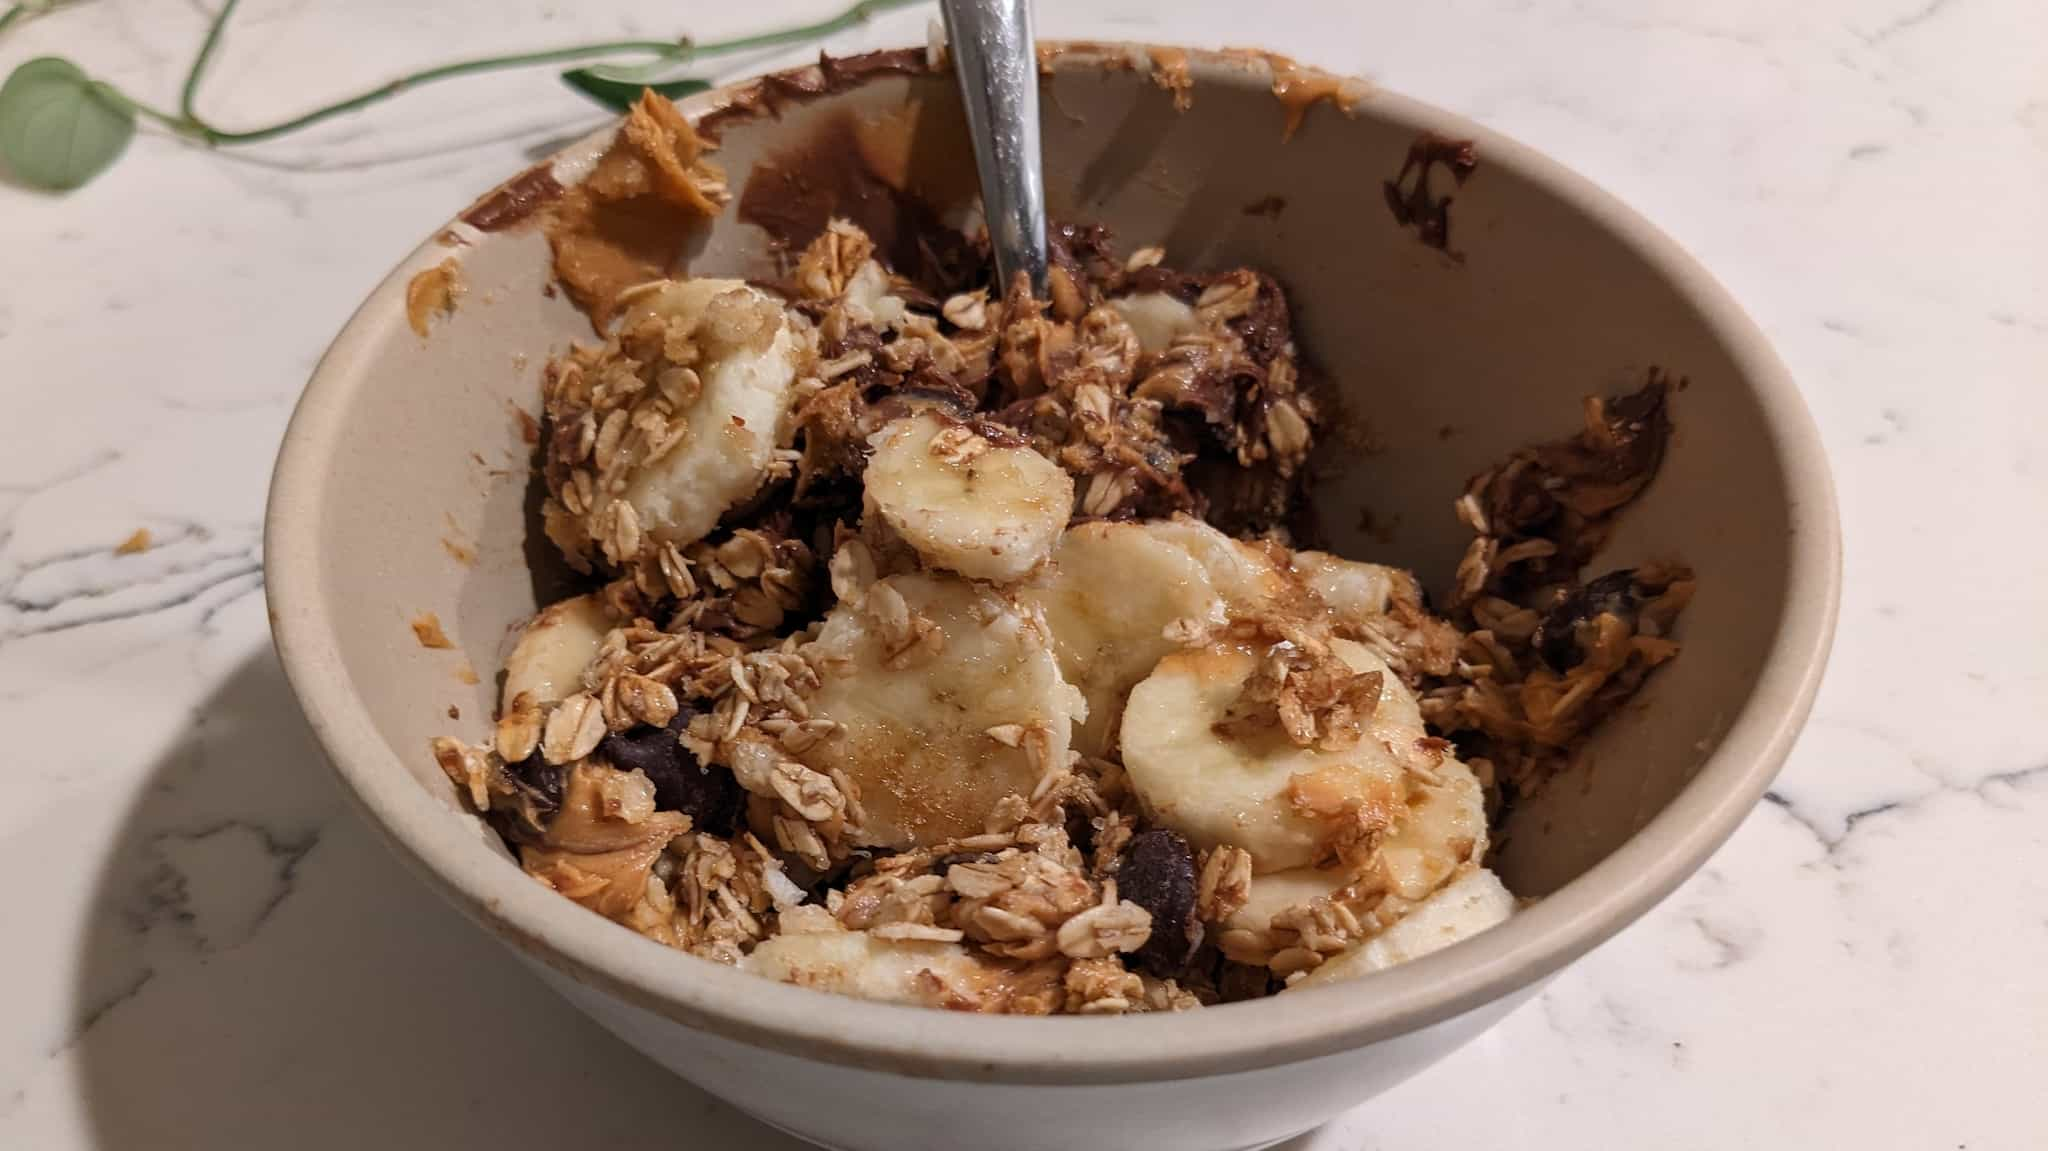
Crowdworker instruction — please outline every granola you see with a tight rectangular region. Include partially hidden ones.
[433,131,1688,1011]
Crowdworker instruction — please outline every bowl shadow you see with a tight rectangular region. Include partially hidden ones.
[69,647,807,1149]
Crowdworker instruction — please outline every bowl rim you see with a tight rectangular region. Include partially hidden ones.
[265,42,1841,1085]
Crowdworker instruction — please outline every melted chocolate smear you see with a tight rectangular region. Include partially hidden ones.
[737,108,980,297]
[462,163,566,233]
[698,49,931,139]
[1283,460,1335,551]
[1049,222,1121,293]
[1119,829,1203,978]
[1231,271,1296,367]
[1382,133,1477,255]
[1241,195,1289,219]
[1481,375,1672,593]
[1182,451,1303,540]
[1121,263,1207,303]
[600,710,743,836]
[1573,376,1672,487]
[1489,776,1521,841]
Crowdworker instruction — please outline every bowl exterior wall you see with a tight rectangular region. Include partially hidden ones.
[536,959,1539,1151]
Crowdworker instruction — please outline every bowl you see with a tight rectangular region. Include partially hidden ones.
[265,43,1839,1151]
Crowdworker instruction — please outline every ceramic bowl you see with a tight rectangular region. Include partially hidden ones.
[265,44,1839,1151]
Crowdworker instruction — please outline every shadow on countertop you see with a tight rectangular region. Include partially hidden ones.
[70,649,807,1150]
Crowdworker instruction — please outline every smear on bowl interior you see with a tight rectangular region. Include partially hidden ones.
[430,88,1691,1015]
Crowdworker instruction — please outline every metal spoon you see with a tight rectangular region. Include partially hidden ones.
[939,0,1048,297]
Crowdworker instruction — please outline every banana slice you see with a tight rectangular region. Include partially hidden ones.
[1290,550,1401,631]
[502,594,612,710]
[863,412,1074,583]
[1119,638,1436,872]
[614,279,804,549]
[743,929,981,1006]
[744,927,1056,1012]
[1217,753,1489,974]
[1109,292,1200,355]
[1221,865,1354,936]
[798,573,1086,848]
[1220,751,1489,932]
[1023,517,1288,757]
[1143,516,1293,609]
[1378,749,1488,900]
[1292,867,1513,987]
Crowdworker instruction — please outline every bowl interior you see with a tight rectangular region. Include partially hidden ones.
[270,46,1833,1074]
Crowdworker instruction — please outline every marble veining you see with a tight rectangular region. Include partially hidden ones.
[2,0,2042,1148]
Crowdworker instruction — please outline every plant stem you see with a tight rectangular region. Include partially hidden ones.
[1,0,79,40]
[179,0,241,122]
[187,39,690,144]
[177,0,924,146]
[89,80,203,138]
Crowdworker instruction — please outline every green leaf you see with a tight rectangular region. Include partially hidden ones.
[560,66,710,113]
[0,57,135,190]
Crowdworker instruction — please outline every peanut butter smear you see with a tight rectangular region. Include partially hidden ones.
[545,92,728,330]
[1265,56,1357,143]
[405,258,463,337]
[1148,47,1193,110]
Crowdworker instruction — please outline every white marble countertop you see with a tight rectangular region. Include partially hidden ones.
[2,1,2042,1147]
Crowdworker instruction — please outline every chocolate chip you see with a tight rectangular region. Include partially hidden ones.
[600,711,743,836]
[1119,829,1203,978]
[1532,569,1642,671]
[1216,959,1279,1003]
[1448,728,1493,762]
[506,753,565,810]
[1063,806,1098,858]
[490,753,566,843]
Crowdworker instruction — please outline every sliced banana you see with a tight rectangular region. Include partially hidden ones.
[1220,754,1488,929]
[1142,515,1293,609]
[1222,765,1486,911]
[1292,867,1513,987]
[798,573,1085,848]
[1119,638,1439,872]
[502,594,612,711]
[1222,865,1355,937]
[863,412,1074,584]
[1291,550,1401,631]
[1023,516,1287,757]
[744,927,1052,1011]
[1109,292,1200,355]
[615,279,804,549]
[1377,749,1488,900]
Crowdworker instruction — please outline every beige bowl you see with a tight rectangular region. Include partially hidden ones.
[266,44,1838,1151]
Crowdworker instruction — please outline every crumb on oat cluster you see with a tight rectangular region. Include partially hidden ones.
[433,112,1688,1014]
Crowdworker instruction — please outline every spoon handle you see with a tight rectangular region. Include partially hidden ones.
[940,0,1048,297]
